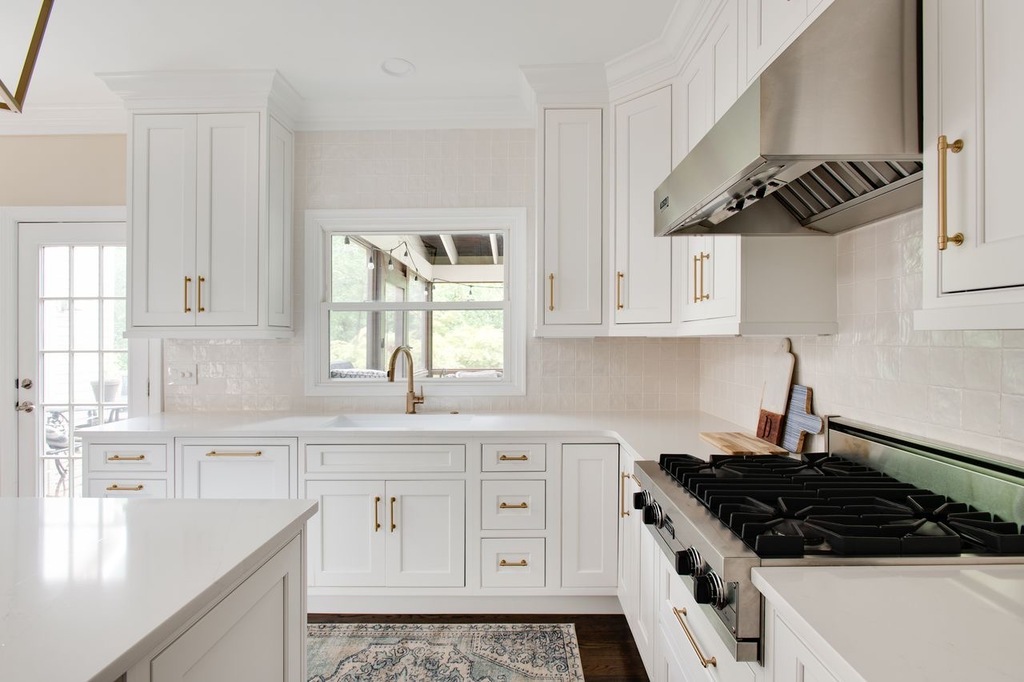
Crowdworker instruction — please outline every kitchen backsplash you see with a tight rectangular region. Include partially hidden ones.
[700,209,1024,461]
[163,129,701,414]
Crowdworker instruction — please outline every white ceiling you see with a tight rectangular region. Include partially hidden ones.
[0,0,679,132]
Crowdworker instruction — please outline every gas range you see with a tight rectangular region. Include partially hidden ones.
[633,418,1024,663]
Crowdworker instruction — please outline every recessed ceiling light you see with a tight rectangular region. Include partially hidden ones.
[381,58,416,78]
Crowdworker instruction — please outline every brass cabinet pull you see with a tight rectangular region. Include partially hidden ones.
[499,559,528,567]
[673,607,717,668]
[499,454,529,461]
[206,450,262,457]
[937,135,965,251]
[108,454,145,461]
[106,484,144,492]
[699,252,710,301]
[620,471,630,518]
[499,501,529,509]
[184,276,192,313]
[373,495,381,532]
[548,273,555,312]
[616,271,624,310]
[692,255,700,303]
[197,275,206,312]
[390,496,397,532]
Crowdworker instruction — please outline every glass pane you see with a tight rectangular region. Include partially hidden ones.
[102,353,128,401]
[42,353,70,403]
[72,300,100,350]
[41,456,71,498]
[102,245,127,297]
[432,282,504,302]
[72,352,100,403]
[431,309,504,377]
[72,246,100,297]
[42,246,69,298]
[331,236,372,302]
[102,300,127,350]
[41,300,70,351]
[328,311,377,376]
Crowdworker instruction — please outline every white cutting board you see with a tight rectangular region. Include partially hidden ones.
[756,338,795,444]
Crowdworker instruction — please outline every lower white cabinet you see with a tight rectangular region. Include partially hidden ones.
[766,603,839,682]
[87,478,169,498]
[178,438,295,499]
[562,443,619,587]
[306,479,466,588]
[127,534,304,682]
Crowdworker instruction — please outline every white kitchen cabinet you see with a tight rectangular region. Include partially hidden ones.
[613,86,677,327]
[618,450,656,675]
[561,443,618,587]
[84,440,173,499]
[769,611,839,682]
[916,0,1024,330]
[539,108,605,331]
[680,235,739,323]
[305,479,465,588]
[178,438,295,499]
[127,107,293,338]
[744,0,809,84]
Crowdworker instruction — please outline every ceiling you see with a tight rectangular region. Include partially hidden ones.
[0,0,679,132]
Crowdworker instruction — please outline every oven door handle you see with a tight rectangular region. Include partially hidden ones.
[673,607,718,668]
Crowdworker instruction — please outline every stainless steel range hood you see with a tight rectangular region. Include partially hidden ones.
[655,0,921,237]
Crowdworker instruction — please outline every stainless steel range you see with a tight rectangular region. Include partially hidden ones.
[633,417,1024,663]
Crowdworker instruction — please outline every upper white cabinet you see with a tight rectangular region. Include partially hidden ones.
[539,108,604,331]
[102,71,296,338]
[744,0,833,85]
[917,0,1024,330]
[680,235,738,324]
[613,86,676,326]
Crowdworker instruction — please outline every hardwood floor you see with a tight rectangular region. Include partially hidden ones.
[308,613,649,681]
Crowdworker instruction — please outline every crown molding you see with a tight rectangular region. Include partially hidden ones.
[0,105,126,135]
[520,64,609,106]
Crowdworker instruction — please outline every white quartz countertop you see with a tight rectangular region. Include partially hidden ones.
[753,565,1024,682]
[0,497,317,682]
[79,410,751,460]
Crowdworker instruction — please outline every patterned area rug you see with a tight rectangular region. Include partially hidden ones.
[307,622,585,681]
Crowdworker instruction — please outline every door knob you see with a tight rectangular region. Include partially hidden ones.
[20,378,32,389]
[16,401,35,413]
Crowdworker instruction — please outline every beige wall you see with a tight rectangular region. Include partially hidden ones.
[0,135,126,206]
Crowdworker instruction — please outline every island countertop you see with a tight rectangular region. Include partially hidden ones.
[0,497,317,682]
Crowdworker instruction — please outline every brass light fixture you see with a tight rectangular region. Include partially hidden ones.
[0,0,55,114]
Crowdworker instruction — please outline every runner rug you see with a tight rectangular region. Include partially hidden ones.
[307,622,585,681]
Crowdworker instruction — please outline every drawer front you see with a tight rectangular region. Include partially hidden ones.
[87,478,169,498]
[481,480,546,530]
[305,444,466,474]
[181,444,292,499]
[481,443,546,472]
[87,443,168,472]
[480,538,546,588]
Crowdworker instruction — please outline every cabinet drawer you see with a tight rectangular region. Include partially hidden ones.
[87,478,169,498]
[481,480,546,530]
[306,444,466,474]
[481,538,546,588]
[481,444,546,472]
[180,443,292,499]
[87,443,168,472]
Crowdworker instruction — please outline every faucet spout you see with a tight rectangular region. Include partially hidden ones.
[386,345,425,414]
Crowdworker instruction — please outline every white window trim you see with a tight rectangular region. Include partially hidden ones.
[304,207,527,397]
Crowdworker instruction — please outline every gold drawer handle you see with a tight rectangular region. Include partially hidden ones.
[673,607,717,668]
[499,501,528,509]
[499,559,528,567]
[499,454,529,461]
[373,496,381,532]
[197,275,206,313]
[390,496,397,532]
[620,471,630,518]
[108,454,146,461]
[937,134,965,251]
[548,273,555,312]
[106,484,144,492]
[206,450,262,457]
[184,276,192,313]
[616,271,624,310]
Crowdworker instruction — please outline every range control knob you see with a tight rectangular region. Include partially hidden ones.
[693,572,727,610]
[633,490,651,511]
[674,547,704,577]
[642,501,664,527]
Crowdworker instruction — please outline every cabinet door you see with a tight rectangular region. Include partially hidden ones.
[617,455,641,624]
[305,480,386,587]
[709,0,741,125]
[195,112,260,326]
[562,443,618,587]
[772,613,839,682]
[672,54,709,166]
[681,235,738,322]
[635,525,659,671]
[385,480,466,588]
[180,442,292,499]
[267,116,294,328]
[542,109,604,326]
[931,1,1024,295]
[130,114,198,327]
[745,0,809,84]
[614,87,674,325]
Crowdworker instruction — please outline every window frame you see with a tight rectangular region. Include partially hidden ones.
[304,207,527,397]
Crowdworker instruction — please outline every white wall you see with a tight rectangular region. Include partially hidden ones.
[0,135,125,206]
[699,209,1024,461]
[163,129,701,414]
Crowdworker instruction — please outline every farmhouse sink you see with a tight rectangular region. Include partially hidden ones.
[327,413,476,429]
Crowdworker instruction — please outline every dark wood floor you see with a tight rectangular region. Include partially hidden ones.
[309,613,649,681]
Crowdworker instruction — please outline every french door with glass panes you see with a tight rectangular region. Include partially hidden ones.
[17,222,140,497]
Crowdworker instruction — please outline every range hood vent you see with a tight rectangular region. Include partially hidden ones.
[655,0,922,237]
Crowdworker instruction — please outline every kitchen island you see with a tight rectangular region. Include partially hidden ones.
[0,497,317,682]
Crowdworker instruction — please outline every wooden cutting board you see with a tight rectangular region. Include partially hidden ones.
[780,385,824,453]
[700,432,788,455]
[756,338,795,445]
